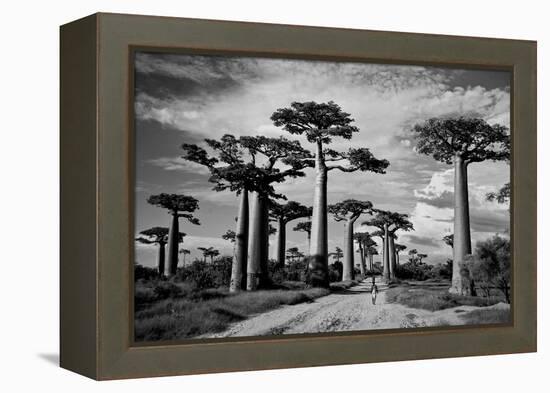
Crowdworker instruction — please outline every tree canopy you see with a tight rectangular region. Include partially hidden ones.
[329,199,374,222]
[146,193,200,225]
[353,232,377,247]
[222,229,236,243]
[363,210,413,233]
[271,101,358,144]
[271,101,390,173]
[269,201,312,223]
[411,117,510,165]
[443,234,454,248]
[486,182,511,204]
[293,220,312,235]
[395,244,407,253]
[136,227,185,244]
[182,134,312,199]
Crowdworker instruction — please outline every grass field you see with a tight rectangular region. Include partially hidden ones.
[459,308,511,325]
[385,281,507,312]
[134,280,330,341]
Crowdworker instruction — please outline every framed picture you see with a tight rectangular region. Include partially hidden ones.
[60,13,536,380]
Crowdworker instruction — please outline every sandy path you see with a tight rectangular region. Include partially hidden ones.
[202,278,509,338]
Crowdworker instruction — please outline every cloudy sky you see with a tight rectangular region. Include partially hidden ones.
[133,51,510,268]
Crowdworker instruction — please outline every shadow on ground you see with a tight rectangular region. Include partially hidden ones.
[38,353,59,366]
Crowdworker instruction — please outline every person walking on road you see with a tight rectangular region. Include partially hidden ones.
[371,283,378,305]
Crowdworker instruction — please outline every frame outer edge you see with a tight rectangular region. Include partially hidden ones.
[92,13,537,379]
[60,13,99,379]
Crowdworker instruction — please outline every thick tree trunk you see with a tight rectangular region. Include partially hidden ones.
[342,218,357,281]
[247,192,269,290]
[389,235,396,280]
[369,253,373,271]
[276,217,286,268]
[157,243,166,276]
[308,141,329,287]
[166,211,179,277]
[450,155,472,294]
[230,190,249,292]
[260,197,270,287]
[358,242,366,278]
[382,224,390,282]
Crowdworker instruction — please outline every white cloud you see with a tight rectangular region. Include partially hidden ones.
[147,156,210,174]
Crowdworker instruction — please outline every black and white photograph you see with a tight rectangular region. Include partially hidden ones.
[132,51,511,342]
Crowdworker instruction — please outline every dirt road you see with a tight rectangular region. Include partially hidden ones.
[203,278,508,338]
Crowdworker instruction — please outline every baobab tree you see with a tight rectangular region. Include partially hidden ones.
[394,243,407,265]
[293,220,312,252]
[286,247,304,264]
[331,247,344,263]
[208,249,220,263]
[238,135,312,290]
[146,194,199,277]
[183,135,309,291]
[364,211,412,282]
[197,247,219,263]
[366,246,378,271]
[387,213,413,275]
[183,135,252,292]
[411,116,509,293]
[136,227,171,276]
[272,101,389,287]
[353,232,376,278]
[269,201,311,268]
[408,249,419,264]
[197,247,213,263]
[222,229,236,243]
[179,248,191,267]
[329,200,374,281]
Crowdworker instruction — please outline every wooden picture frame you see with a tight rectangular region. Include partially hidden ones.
[60,12,537,380]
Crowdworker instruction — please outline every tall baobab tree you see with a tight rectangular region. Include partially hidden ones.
[136,227,172,276]
[272,101,389,287]
[354,232,377,276]
[408,249,419,264]
[331,247,344,263]
[179,248,191,267]
[197,247,213,263]
[293,220,312,252]
[329,200,374,281]
[394,243,407,265]
[146,194,199,277]
[183,135,252,292]
[238,135,312,290]
[364,211,412,282]
[269,201,311,268]
[222,229,236,258]
[183,135,309,291]
[386,213,413,275]
[366,246,378,271]
[411,116,509,293]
